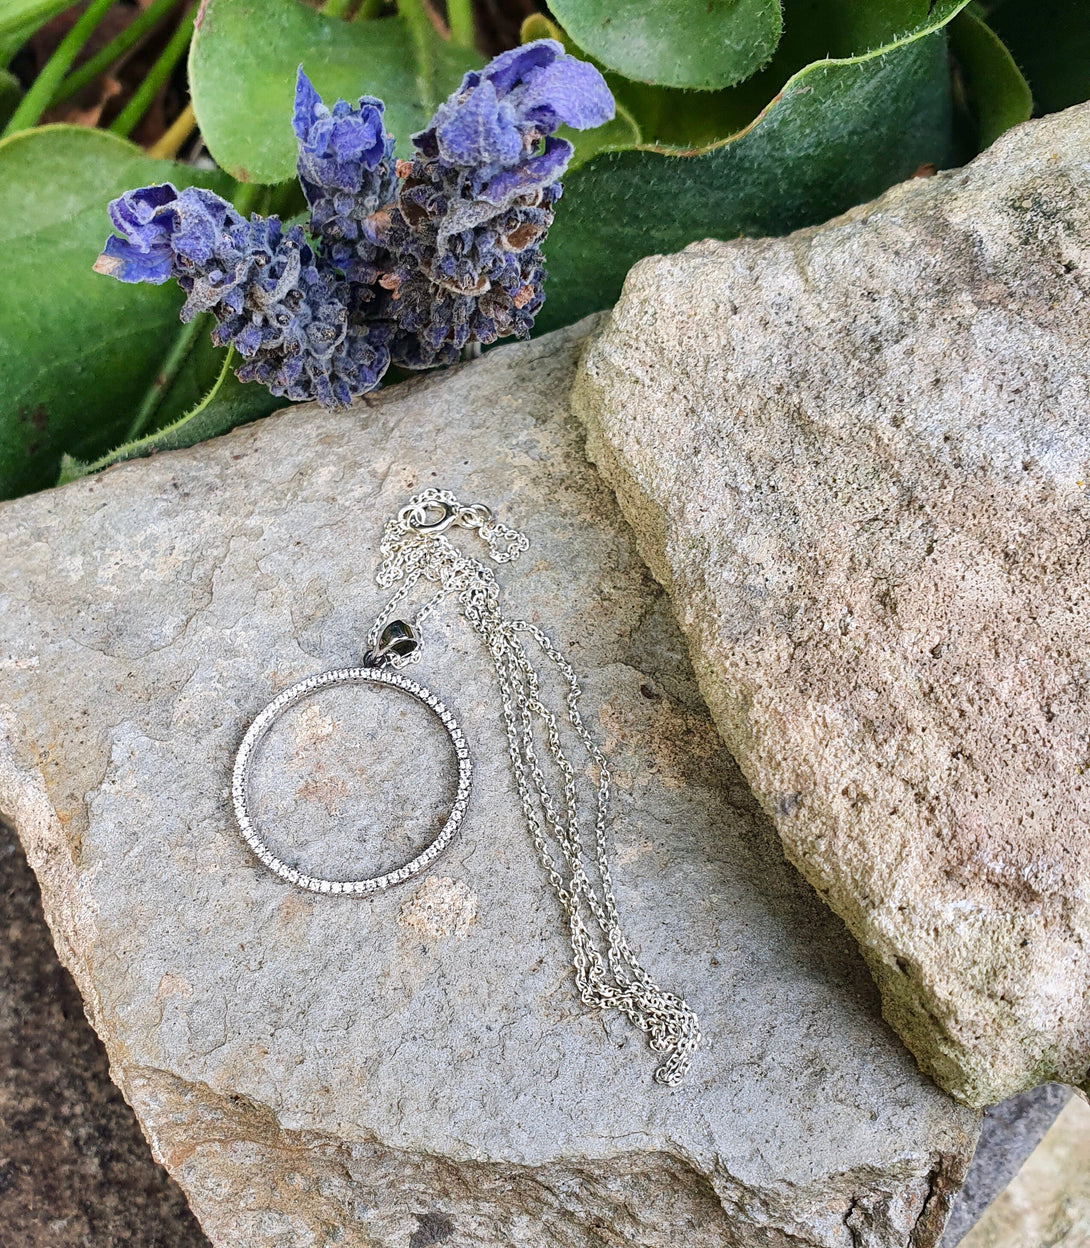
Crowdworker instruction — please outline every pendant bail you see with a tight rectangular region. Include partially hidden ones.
[364,619,419,666]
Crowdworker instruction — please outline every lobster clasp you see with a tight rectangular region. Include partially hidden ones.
[399,499,456,534]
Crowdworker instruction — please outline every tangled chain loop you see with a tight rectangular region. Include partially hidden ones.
[366,489,701,1085]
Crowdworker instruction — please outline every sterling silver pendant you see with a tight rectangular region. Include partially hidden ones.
[231,662,471,895]
[229,490,700,1083]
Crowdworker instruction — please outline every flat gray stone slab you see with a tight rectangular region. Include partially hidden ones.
[0,322,977,1247]
[573,103,1090,1109]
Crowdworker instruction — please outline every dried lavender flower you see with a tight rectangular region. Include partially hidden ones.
[381,39,613,368]
[95,42,615,407]
[292,68,396,286]
[428,40,614,189]
[94,184,390,406]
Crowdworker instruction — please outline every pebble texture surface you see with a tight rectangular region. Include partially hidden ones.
[573,103,1090,1108]
[0,323,978,1246]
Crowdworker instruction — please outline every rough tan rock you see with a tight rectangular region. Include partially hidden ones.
[0,323,977,1247]
[572,103,1090,1109]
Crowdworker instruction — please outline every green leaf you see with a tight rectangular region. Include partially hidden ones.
[536,0,975,335]
[774,0,931,59]
[0,126,233,500]
[543,1,936,152]
[0,69,21,128]
[563,101,642,170]
[547,0,783,91]
[58,348,284,484]
[984,0,1090,116]
[0,0,71,66]
[948,7,1031,149]
[190,0,482,185]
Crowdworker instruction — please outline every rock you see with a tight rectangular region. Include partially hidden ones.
[957,1095,1090,1248]
[0,820,209,1248]
[940,1084,1070,1247]
[571,103,1090,1109]
[0,322,977,1247]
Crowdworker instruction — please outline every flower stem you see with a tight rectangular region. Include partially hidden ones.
[1,0,117,137]
[231,180,264,217]
[446,0,475,49]
[125,313,207,442]
[355,0,385,17]
[109,7,194,138]
[51,0,185,108]
[398,0,440,99]
[147,99,195,158]
[322,0,355,16]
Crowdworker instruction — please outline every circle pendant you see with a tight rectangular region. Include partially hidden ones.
[231,666,471,894]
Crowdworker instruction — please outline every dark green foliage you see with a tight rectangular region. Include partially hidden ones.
[1,0,1086,498]
[985,0,1090,116]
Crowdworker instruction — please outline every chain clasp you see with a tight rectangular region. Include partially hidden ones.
[399,500,457,533]
[363,619,420,666]
[398,498,494,535]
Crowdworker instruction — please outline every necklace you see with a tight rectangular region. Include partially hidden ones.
[231,488,701,1086]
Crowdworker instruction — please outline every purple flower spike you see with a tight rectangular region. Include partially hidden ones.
[434,79,523,169]
[95,44,616,406]
[293,67,396,265]
[476,40,614,134]
[478,41,560,96]
[509,54,616,132]
[382,40,614,367]
[424,39,614,183]
[479,134,572,207]
[293,68,392,189]
[96,182,390,406]
[94,184,252,287]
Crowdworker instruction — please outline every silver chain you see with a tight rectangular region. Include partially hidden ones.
[368,488,701,1086]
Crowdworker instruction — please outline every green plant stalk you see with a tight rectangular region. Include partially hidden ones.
[397,0,437,99]
[125,312,207,441]
[260,180,302,218]
[355,0,385,18]
[322,0,355,16]
[1,0,116,137]
[52,0,185,107]
[231,179,263,215]
[147,98,195,158]
[122,180,273,443]
[109,7,193,137]
[446,0,474,48]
